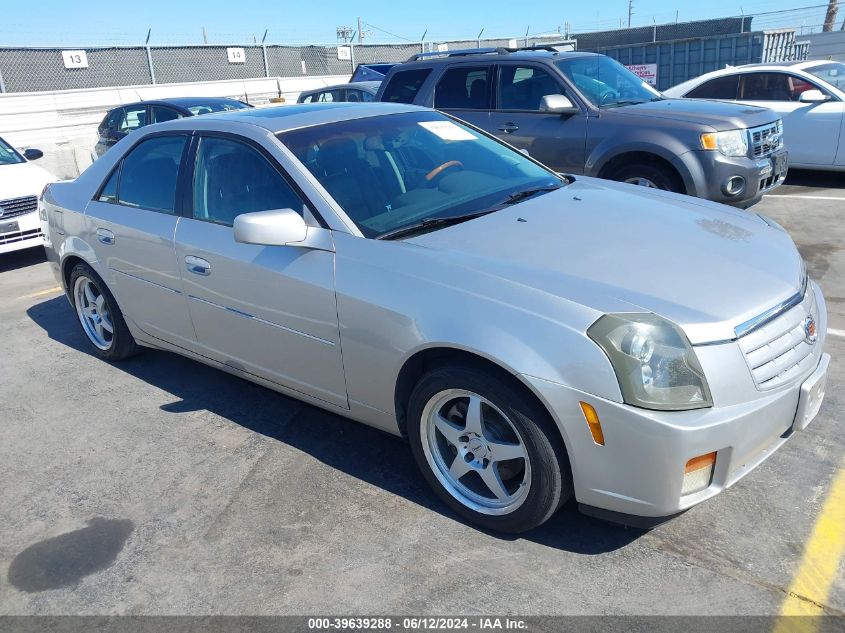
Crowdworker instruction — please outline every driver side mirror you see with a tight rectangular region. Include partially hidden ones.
[539,94,579,115]
[234,208,308,246]
[23,148,43,161]
[798,89,830,103]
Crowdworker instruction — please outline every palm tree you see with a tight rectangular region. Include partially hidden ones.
[823,0,838,31]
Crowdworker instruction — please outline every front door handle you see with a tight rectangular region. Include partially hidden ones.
[498,123,519,133]
[185,255,211,276]
[96,228,115,245]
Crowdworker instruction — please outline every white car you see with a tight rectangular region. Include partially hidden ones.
[665,61,845,171]
[0,136,55,255]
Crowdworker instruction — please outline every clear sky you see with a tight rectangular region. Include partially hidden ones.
[0,0,833,47]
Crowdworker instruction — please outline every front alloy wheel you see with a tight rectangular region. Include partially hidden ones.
[422,389,531,515]
[408,365,571,533]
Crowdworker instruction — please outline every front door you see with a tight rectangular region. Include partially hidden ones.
[737,72,844,166]
[489,63,587,173]
[174,134,348,408]
[85,133,197,347]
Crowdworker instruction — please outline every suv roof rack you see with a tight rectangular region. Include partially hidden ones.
[406,44,568,62]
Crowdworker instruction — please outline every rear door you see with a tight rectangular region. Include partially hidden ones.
[432,64,492,130]
[736,71,843,167]
[85,133,196,346]
[489,63,587,173]
[173,133,348,408]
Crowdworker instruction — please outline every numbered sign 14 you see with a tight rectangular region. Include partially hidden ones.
[227,48,246,64]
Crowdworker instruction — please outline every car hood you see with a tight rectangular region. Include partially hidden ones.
[608,98,778,131]
[0,162,56,200]
[407,178,804,344]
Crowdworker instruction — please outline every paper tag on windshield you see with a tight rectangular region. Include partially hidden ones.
[418,120,476,141]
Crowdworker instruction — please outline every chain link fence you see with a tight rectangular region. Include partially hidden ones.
[0,36,577,94]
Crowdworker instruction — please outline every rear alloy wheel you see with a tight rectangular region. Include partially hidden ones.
[612,161,685,193]
[408,365,571,533]
[70,263,140,361]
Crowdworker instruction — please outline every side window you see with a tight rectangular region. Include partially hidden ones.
[301,94,314,103]
[97,168,119,203]
[434,66,491,109]
[119,105,147,132]
[787,74,816,100]
[739,73,793,101]
[381,68,432,104]
[151,106,182,124]
[117,135,186,213]
[192,136,306,227]
[498,65,564,111]
[316,90,343,103]
[686,75,739,99]
[347,90,361,102]
[360,90,376,102]
[106,108,123,131]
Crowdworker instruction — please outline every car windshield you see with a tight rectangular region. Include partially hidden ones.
[555,56,663,108]
[186,101,250,115]
[278,111,563,239]
[0,137,24,166]
[804,62,845,92]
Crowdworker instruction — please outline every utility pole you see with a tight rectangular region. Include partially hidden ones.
[628,0,634,28]
[357,16,364,43]
[823,0,838,32]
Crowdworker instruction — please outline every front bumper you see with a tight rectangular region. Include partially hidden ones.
[688,147,788,208]
[522,350,830,524]
[0,210,42,255]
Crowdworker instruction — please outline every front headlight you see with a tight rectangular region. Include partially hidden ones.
[700,130,748,157]
[588,313,713,411]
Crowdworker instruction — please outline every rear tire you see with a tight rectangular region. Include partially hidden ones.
[611,161,685,193]
[407,364,571,533]
[69,262,140,361]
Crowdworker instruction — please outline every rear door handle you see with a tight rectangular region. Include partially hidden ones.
[96,228,115,245]
[185,255,211,276]
[498,123,519,133]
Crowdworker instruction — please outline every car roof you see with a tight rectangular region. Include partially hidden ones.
[116,96,246,109]
[302,81,381,94]
[397,50,597,68]
[188,102,425,133]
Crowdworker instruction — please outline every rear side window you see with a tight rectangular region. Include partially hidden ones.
[116,136,186,213]
[119,105,147,132]
[104,108,123,132]
[381,68,432,104]
[434,66,491,109]
[686,75,739,99]
[151,106,182,123]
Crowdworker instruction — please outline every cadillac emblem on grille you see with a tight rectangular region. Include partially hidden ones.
[804,316,818,344]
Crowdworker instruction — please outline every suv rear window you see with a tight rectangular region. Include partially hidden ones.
[381,68,432,104]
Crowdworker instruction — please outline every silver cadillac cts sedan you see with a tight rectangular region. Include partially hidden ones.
[41,103,830,533]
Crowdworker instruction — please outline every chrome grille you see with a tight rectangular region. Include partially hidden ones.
[749,121,783,158]
[0,195,38,219]
[738,290,819,390]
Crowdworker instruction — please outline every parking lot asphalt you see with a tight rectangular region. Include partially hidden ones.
[0,172,843,616]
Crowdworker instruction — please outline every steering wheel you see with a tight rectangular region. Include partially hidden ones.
[598,89,620,106]
[425,160,464,182]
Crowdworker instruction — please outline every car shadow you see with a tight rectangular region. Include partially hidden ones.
[26,296,644,554]
[0,247,46,273]
[783,169,845,190]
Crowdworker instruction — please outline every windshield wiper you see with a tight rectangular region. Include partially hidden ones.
[377,210,495,241]
[500,184,563,205]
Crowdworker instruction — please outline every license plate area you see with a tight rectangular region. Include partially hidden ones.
[0,220,20,235]
[793,354,829,431]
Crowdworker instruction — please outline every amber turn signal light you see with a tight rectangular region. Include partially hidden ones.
[579,401,605,446]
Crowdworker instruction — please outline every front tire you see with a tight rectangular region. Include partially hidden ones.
[407,365,571,533]
[69,262,140,361]
[611,161,685,193]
